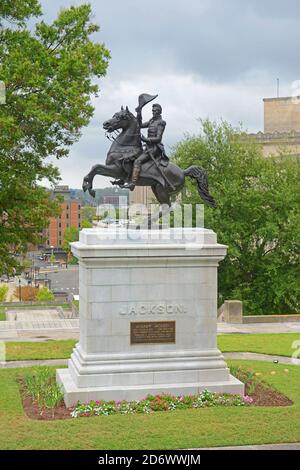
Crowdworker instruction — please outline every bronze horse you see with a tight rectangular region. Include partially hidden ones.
[82,106,216,208]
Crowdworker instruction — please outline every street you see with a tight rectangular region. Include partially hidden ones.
[45,267,79,294]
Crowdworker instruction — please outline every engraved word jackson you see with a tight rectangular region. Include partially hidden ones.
[119,303,187,316]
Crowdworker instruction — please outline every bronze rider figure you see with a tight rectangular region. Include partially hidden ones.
[124,102,169,190]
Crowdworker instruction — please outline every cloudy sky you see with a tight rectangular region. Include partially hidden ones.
[39,0,300,188]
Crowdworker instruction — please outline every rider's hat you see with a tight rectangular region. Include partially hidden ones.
[137,93,158,110]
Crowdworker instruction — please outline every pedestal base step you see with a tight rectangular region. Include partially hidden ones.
[57,368,244,407]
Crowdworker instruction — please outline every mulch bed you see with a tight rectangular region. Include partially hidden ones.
[18,378,72,421]
[19,378,293,421]
[244,380,293,407]
[21,394,72,420]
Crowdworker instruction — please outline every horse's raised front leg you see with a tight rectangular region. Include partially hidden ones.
[83,164,118,197]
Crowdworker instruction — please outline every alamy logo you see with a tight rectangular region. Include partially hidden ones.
[0,81,6,104]
[0,341,6,366]
[291,339,300,364]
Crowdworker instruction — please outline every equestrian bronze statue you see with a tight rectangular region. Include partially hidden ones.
[82,93,216,208]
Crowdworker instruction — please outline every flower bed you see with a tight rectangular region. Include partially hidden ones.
[71,390,251,418]
[19,365,293,420]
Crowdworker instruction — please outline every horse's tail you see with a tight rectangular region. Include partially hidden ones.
[184,165,217,208]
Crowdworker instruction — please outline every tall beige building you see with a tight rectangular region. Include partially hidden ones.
[128,185,155,209]
[251,96,300,157]
[264,96,300,133]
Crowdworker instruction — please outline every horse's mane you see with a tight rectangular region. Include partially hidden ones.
[117,108,137,122]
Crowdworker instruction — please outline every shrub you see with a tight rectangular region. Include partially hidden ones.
[49,254,56,263]
[14,286,39,301]
[0,284,9,302]
[36,286,55,302]
[24,367,63,415]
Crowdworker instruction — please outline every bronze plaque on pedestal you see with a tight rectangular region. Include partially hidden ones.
[130,321,176,344]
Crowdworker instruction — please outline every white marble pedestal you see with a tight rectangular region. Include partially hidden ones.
[57,228,244,406]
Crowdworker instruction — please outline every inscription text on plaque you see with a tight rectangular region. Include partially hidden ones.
[130,321,176,345]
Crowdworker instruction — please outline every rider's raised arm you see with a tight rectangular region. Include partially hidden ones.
[136,107,150,128]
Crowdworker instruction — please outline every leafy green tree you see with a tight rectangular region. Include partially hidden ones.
[173,120,300,314]
[81,219,93,229]
[0,1,110,274]
[81,206,96,223]
[0,0,41,26]
[63,226,79,256]
[49,253,56,264]
[36,286,54,301]
[0,284,9,302]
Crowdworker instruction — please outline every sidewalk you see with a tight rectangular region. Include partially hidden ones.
[195,443,300,450]
[0,318,79,341]
[0,358,68,368]
[223,351,300,365]
[1,352,299,369]
[218,322,300,334]
[1,319,300,341]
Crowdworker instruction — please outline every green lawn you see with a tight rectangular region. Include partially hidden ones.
[0,308,5,321]
[4,303,71,309]
[5,333,300,361]
[218,333,300,357]
[6,340,77,361]
[0,360,299,449]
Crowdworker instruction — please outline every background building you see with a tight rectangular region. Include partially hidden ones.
[264,96,300,133]
[44,186,81,248]
[128,185,155,209]
[251,96,300,157]
[102,195,128,208]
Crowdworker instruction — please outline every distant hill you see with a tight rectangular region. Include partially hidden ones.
[69,187,129,206]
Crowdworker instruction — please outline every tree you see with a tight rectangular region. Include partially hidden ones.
[49,253,56,264]
[0,284,9,302]
[36,286,54,301]
[81,219,93,229]
[173,120,300,314]
[63,226,79,256]
[81,206,96,223]
[0,1,110,274]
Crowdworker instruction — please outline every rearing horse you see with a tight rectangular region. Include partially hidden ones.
[82,106,216,208]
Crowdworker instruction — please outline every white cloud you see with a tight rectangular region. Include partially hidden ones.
[38,0,300,188]
[49,70,276,188]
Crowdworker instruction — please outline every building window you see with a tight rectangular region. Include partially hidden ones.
[78,204,81,210]
[59,231,61,236]
[59,222,61,228]
[78,213,81,219]
[78,223,81,228]
[66,213,69,219]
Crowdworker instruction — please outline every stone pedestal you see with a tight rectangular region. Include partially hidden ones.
[57,228,244,406]
[218,300,243,324]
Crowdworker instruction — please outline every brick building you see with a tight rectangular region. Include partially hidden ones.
[44,186,81,248]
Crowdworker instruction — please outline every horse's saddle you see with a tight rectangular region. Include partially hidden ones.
[140,157,169,187]
[121,152,169,188]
